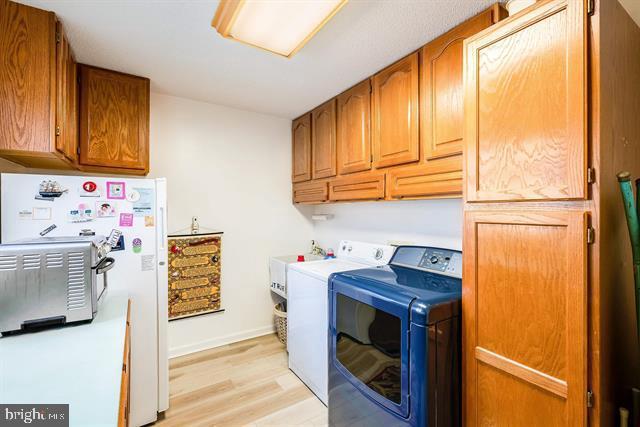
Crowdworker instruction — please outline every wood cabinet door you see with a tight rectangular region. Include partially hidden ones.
[312,99,337,179]
[337,80,371,175]
[387,156,462,199]
[329,172,384,201]
[0,2,56,154]
[372,53,419,168]
[293,181,328,204]
[463,210,587,426]
[465,0,587,202]
[292,114,312,182]
[55,22,78,163]
[79,65,149,171]
[422,7,497,161]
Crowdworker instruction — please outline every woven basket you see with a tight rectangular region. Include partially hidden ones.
[274,303,287,346]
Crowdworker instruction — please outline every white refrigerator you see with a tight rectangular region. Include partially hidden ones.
[0,173,169,427]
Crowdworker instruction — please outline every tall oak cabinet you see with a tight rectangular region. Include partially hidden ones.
[462,0,640,425]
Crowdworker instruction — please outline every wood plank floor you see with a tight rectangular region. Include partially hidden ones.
[155,334,327,426]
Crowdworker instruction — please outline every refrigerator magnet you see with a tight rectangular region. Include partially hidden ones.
[141,254,155,271]
[39,224,57,236]
[132,188,154,216]
[106,181,126,200]
[119,213,134,227]
[96,201,117,218]
[144,215,155,227]
[32,207,52,220]
[132,238,142,254]
[126,189,141,202]
[80,181,101,197]
[68,203,94,223]
[38,180,66,198]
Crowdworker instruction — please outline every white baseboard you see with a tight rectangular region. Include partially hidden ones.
[168,324,276,358]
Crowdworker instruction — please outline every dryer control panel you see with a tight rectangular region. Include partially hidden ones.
[390,246,462,279]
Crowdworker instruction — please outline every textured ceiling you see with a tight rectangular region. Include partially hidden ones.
[18,0,497,118]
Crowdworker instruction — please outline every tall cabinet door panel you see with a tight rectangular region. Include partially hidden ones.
[422,7,497,161]
[0,2,55,154]
[292,113,312,183]
[337,80,371,175]
[463,210,587,426]
[372,53,419,168]
[79,65,149,171]
[464,0,587,202]
[55,22,78,163]
[312,99,337,179]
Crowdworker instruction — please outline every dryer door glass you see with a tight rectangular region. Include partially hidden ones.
[335,293,402,404]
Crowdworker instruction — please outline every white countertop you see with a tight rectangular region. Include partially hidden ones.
[0,292,129,427]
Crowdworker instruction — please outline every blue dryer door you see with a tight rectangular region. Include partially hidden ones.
[330,274,414,419]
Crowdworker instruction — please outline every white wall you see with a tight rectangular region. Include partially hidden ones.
[148,93,314,357]
[0,158,28,173]
[148,94,463,358]
[311,199,463,252]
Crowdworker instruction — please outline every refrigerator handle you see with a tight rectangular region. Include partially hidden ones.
[159,207,166,250]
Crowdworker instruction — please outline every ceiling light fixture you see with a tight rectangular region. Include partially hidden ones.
[211,0,348,58]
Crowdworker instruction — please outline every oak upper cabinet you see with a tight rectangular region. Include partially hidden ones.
[388,5,504,200]
[372,53,419,168]
[463,210,587,425]
[78,65,150,174]
[292,113,312,182]
[329,172,385,202]
[55,22,78,163]
[312,99,337,179]
[386,157,463,199]
[337,80,371,175]
[422,5,502,161]
[0,2,77,169]
[464,0,587,202]
[293,181,328,204]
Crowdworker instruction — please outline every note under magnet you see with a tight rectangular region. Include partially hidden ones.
[32,207,52,220]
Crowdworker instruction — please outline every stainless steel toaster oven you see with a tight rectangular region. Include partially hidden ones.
[0,236,115,334]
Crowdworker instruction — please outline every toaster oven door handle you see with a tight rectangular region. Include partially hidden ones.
[94,257,116,275]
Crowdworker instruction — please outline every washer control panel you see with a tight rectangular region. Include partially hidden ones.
[391,246,462,278]
[336,240,395,265]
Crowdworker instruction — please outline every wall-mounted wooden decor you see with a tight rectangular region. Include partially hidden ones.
[168,232,223,320]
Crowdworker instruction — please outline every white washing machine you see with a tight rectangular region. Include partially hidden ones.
[287,240,395,405]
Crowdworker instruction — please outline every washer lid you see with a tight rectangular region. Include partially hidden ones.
[332,265,461,325]
[288,259,369,281]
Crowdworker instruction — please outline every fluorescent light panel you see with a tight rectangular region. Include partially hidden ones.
[212,0,347,57]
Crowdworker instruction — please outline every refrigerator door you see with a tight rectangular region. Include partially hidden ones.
[155,178,169,413]
[0,173,166,426]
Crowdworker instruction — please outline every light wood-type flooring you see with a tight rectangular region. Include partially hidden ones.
[155,334,328,426]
